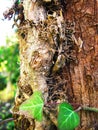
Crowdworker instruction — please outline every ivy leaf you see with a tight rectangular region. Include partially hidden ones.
[58,102,80,130]
[19,91,44,121]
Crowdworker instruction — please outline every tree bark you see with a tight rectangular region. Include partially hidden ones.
[64,1,98,130]
[12,0,98,130]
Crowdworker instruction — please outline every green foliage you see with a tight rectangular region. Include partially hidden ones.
[0,36,19,90]
[0,75,7,90]
[0,44,19,83]
[0,35,19,129]
[19,91,44,121]
[6,121,15,130]
[57,102,80,130]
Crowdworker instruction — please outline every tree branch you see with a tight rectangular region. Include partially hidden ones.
[0,118,14,126]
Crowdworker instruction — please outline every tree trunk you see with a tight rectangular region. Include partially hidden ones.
[12,0,98,130]
[64,1,98,130]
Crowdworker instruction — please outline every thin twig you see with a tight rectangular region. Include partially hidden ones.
[0,118,14,126]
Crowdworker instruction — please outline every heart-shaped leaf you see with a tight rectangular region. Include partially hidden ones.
[58,102,80,130]
[19,91,44,121]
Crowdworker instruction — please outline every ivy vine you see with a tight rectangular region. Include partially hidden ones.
[19,91,80,130]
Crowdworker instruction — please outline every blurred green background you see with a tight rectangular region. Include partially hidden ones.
[0,34,20,130]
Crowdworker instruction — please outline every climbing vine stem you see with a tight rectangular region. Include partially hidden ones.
[82,106,98,112]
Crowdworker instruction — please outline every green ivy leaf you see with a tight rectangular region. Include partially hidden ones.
[19,91,44,121]
[58,102,80,130]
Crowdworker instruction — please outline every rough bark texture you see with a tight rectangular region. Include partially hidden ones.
[12,0,98,130]
[64,1,98,130]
